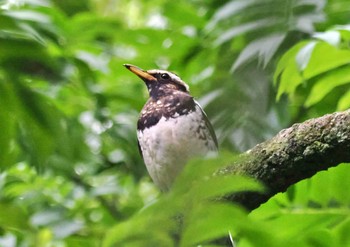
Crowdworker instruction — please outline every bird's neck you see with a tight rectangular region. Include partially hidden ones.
[148,84,183,99]
[138,90,195,131]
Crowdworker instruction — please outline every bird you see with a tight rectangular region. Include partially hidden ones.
[124,64,218,192]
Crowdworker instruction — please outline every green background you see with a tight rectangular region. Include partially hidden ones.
[1,0,350,246]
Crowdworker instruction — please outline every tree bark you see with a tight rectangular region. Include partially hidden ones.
[224,109,350,210]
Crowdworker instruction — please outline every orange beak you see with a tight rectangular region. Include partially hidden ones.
[124,64,156,81]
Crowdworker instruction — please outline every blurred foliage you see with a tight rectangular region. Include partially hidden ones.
[275,25,350,118]
[0,0,350,246]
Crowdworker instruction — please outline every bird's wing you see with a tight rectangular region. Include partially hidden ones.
[137,139,143,158]
[195,100,218,149]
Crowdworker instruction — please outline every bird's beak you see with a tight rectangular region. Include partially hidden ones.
[124,64,156,81]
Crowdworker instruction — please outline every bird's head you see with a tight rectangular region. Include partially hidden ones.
[124,64,190,98]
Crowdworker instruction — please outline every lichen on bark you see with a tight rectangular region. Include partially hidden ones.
[224,109,350,210]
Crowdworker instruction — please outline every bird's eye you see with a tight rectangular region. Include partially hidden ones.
[160,73,170,79]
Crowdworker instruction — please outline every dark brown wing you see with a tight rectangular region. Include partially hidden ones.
[195,101,218,149]
[137,139,143,158]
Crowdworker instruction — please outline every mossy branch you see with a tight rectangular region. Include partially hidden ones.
[225,109,350,210]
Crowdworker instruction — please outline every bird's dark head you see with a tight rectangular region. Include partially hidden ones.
[124,64,190,98]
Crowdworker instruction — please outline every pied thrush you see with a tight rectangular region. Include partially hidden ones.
[125,64,218,191]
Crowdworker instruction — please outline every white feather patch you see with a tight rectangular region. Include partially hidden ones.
[137,104,217,191]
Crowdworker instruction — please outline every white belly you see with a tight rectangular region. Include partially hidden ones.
[137,105,217,191]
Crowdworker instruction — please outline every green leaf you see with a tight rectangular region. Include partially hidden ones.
[232,33,286,71]
[102,212,175,247]
[313,30,341,46]
[0,82,16,167]
[303,42,350,79]
[214,18,275,46]
[181,203,245,246]
[0,202,29,230]
[206,0,256,30]
[274,42,309,99]
[305,66,350,107]
[276,57,304,100]
[275,36,350,102]
[4,10,51,23]
[264,212,342,241]
[309,164,350,205]
[333,217,350,246]
[299,228,334,247]
[171,153,263,199]
[295,41,317,72]
[171,153,239,191]
[274,41,309,85]
[337,90,350,110]
[184,175,263,202]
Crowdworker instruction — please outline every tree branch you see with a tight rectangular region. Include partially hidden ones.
[225,109,350,210]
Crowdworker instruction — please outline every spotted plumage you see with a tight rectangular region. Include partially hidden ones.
[138,91,196,131]
[124,64,218,191]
